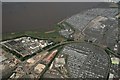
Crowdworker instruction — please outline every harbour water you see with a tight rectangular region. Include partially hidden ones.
[2,2,110,33]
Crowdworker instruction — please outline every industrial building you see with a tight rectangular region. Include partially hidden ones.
[34,64,45,74]
[1,36,54,57]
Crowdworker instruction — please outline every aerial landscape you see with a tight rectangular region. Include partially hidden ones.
[0,2,120,80]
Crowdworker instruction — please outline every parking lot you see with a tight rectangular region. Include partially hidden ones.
[61,43,110,78]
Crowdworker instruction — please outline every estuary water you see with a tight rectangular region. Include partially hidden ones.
[2,2,110,33]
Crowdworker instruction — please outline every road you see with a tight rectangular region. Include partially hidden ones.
[20,40,84,78]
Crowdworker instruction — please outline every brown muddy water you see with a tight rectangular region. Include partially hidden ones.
[2,2,110,34]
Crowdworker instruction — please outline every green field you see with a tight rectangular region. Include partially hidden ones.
[2,24,67,43]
